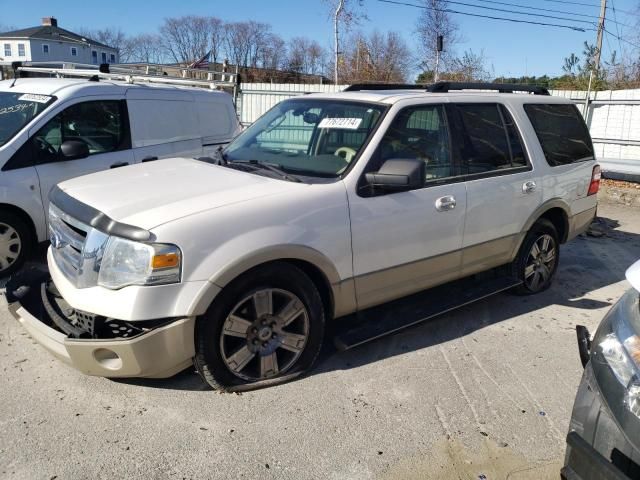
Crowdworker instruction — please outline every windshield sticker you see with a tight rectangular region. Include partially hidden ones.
[18,93,52,104]
[318,118,362,130]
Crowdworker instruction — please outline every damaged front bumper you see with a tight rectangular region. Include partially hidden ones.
[5,268,195,379]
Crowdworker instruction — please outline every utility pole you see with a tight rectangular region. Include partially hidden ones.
[434,35,443,83]
[334,0,345,85]
[595,0,607,69]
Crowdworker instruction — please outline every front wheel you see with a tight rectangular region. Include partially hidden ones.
[0,211,32,277]
[194,262,325,391]
[511,219,559,295]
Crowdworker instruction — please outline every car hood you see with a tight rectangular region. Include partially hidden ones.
[627,259,640,293]
[55,158,306,230]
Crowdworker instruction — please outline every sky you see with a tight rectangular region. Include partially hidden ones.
[1,0,638,79]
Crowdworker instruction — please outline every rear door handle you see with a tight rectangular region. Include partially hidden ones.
[110,162,129,169]
[435,195,456,212]
[522,181,537,194]
[142,156,158,163]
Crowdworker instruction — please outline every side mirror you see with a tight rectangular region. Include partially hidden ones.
[60,140,89,161]
[365,159,425,192]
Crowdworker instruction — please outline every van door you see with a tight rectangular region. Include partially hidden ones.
[348,104,467,310]
[126,89,202,162]
[447,102,542,277]
[31,99,134,216]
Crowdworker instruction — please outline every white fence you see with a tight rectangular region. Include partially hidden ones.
[236,84,640,179]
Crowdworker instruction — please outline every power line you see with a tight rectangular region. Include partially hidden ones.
[603,27,640,51]
[377,0,588,31]
[536,0,600,8]
[470,0,631,27]
[442,0,596,25]
[609,0,625,54]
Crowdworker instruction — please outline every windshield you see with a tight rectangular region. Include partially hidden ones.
[0,92,55,146]
[224,99,386,177]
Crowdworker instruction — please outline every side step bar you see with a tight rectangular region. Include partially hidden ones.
[334,275,522,351]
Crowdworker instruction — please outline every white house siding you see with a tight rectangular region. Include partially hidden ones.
[1,38,118,64]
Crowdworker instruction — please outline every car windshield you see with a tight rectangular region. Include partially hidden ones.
[224,99,386,177]
[0,92,55,146]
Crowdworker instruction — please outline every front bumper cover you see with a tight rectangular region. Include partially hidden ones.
[5,267,195,379]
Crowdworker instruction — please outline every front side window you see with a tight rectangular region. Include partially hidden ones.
[524,103,594,166]
[450,103,528,174]
[4,44,11,57]
[70,47,77,56]
[32,100,126,164]
[17,43,25,57]
[0,92,55,147]
[373,104,455,183]
[224,99,386,178]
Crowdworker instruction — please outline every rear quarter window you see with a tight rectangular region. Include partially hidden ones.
[524,103,594,166]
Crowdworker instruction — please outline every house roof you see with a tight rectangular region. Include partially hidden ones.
[0,25,115,50]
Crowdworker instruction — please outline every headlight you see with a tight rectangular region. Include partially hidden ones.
[98,237,181,289]
[593,291,640,419]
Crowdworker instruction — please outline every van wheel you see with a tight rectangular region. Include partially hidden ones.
[194,262,325,391]
[511,219,559,295]
[0,211,32,277]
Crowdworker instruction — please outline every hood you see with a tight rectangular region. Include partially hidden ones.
[55,158,305,230]
[627,259,640,293]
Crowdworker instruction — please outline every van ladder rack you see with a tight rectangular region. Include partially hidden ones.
[12,62,238,91]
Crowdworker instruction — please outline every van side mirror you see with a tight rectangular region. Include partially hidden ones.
[365,159,425,192]
[60,140,90,161]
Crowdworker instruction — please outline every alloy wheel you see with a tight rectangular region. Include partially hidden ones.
[219,288,310,381]
[524,233,557,291]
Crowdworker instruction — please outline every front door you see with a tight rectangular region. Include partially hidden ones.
[348,103,468,310]
[30,99,134,219]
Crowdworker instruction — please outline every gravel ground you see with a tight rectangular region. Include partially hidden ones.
[1,202,639,480]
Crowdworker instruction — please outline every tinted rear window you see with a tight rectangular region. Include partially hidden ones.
[524,104,594,166]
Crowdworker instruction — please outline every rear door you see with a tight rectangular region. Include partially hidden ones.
[31,98,134,217]
[348,103,468,310]
[447,102,542,276]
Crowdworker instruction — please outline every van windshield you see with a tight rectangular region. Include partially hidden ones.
[0,92,55,146]
[224,99,386,177]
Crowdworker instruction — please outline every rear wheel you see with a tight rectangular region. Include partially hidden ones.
[194,262,325,391]
[511,219,559,295]
[0,211,32,277]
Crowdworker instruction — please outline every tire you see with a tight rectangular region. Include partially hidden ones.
[511,218,560,295]
[194,262,325,391]
[0,211,32,278]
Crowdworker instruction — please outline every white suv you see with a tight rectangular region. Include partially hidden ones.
[0,76,240,275]
[7,82,600,391]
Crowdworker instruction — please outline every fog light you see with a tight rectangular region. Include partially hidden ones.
[93,348,122,370]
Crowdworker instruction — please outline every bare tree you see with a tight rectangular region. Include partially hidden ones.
[287,37,327,75]
[128,34,165,64]
[341,30,413,83]
[415,0,460,81]
[260,34,287,70]
[210,17,225,65]
[79,27,133,62]
[223,21,252,67]
[160,16,213,64]
[447,49,491,82]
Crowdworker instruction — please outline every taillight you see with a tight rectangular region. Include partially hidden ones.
[588,165,601,196]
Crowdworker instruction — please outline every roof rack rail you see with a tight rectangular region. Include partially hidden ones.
[426,81,550,95]
[12,62,239,91]
[344,83,427,92]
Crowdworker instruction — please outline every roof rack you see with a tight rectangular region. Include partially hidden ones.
[344,81,550,96]
[11,61,239,91]
[426,81,550,95]
[344,83,427,92]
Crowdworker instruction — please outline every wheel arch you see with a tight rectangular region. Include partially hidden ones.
[190,245,356,319]
[523,200,570,243]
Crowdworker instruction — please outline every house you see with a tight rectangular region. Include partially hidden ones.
[0,17,118,66]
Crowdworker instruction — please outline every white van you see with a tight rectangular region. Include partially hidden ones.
[0,77,241,275]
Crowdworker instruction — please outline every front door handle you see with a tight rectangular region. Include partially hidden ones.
[110,162,129,169]
[435,195,456,212]
[522,181,537,194]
